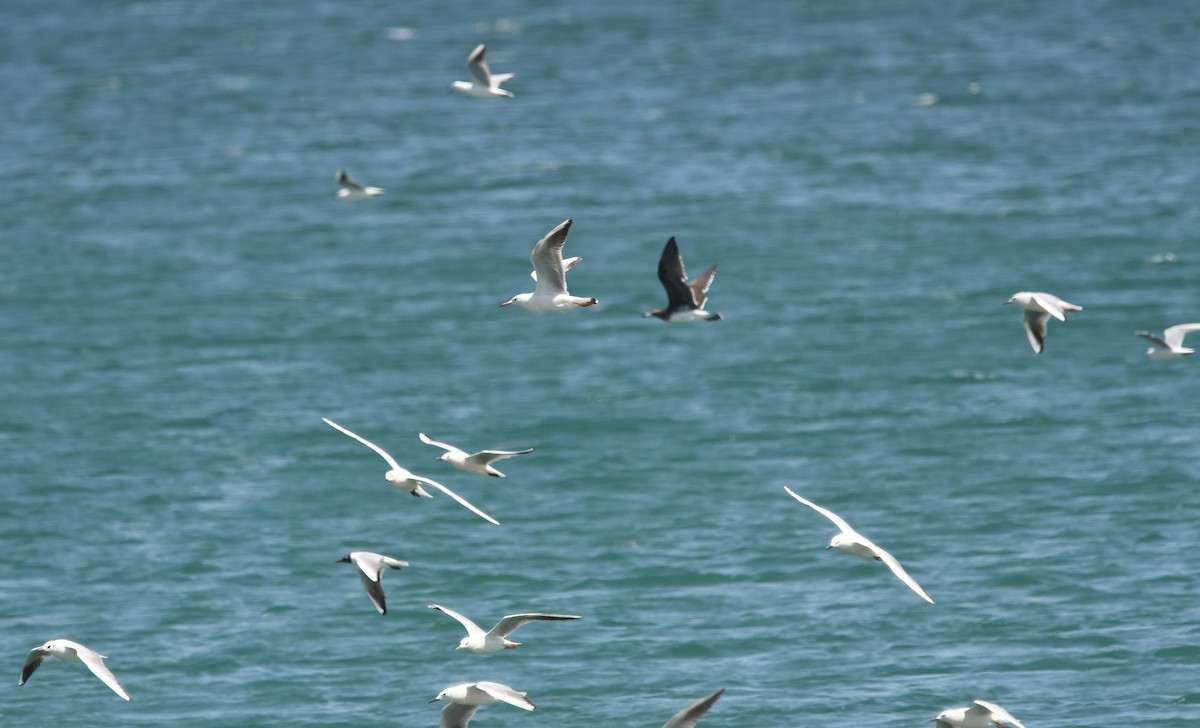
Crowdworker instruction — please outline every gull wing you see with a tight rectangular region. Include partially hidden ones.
[428,604,487,640]
[1136,331,1169,348]
[530,219,573,296]
[18,646,49,686]
[490,612,581,638]
[531,255,581,281]
[1029,292,1067,321]
[418,432,466,458]
[867,539,935,604]
[410,474,501,525]
[468,447,534,465]
[440,703,481,728]
[335,169,364,190]
[351,556,390,615]
[466,44,493,87]
[971,700,1027,728]
[475,681,535,710]
[1021,309,1049,354]
[71,643,131,701]
[783,487,855,535]
[687,263,719,309]
[657,237,697,310]
[1163,323,1200,348]
[661,688,725,728]
[323,418,401,470]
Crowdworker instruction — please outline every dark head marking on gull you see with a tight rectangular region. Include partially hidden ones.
[338,551,409,615]
[645,237,721,323]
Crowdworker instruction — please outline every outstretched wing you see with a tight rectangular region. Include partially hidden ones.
[411,475,501,525]
[354,561,389,615]
[687,263,719,309]
[661,688,725,728]
[323,418,401,470]
[490,612,581,638]
[531,219,573,295]
[657,237,696,310]
[73,644,132,701]
[429,604,487,639]
[971,700,1027,728]
[418,432,462,456]
[783,487,855,534]
[475,681,536,710]
[1163,323,1200,348]
[1021,309,1049,354]
[470,448,534,465]
[18,647,48,687]
[466,44,492,87]
[440,702,480,728]
[870,542,935,604]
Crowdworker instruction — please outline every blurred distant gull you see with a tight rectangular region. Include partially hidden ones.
[1004,291,1082,354]
[338,551,408,615]
[783,487,934,604]
[501,218,599,311]
[428,604,580,653]
[933,699,1027,728]
[19,639,131,701]
[451,44,514,99]
[661,688,724,728]
[334,169,384,200]
[322,418,500,525]
[644,236,722,322]
[431,681,535,727]
[418,433,534,477]
[1135,323,1200,360]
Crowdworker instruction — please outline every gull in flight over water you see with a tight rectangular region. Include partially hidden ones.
[428,604,581,653]
[431,681,535,727]
[322,418,500,525]
[19,639,131,701]
[784,487,934,604]
[660,688,725,728]
[501,218,599,311]
[451,44,514,99]
[334,169,384,200]
[338,551,408,615]
[933,699,1028,728]
[1004,291,1082,354]
[419,433,534,477]
[1135,323,1200,360]
[645,237,722,322]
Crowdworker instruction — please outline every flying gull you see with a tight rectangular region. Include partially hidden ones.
[1004,291,1082,354]
[645,237,721,322]
[933,699,1028,728]
[431,681,535,728]
[418,433,534,477]
[338,551,409,615]
[19,639,131,701]
[428,604,580,653]
[1135,322,1200,360]
[783,487,934,604]
[451,44,514,99]
[323,417,500,525]
[335,169,384,200]
[500,218,599,311]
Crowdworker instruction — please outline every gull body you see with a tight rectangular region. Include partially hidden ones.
[431,681,535,728]
[1136,323,1200,360]
[933,699,1027,728]
[428,604,581,653]
[338,551,408,615]
[334,169,384,200]
[1004,291,1082,354]
[419,433,534,477]
[645,237,722,322]
[501,218,598,311]
[783,487,934,604]
[322,417,500,525]
[19,639,131,701]
[451,44,514,99]
[661,688,725,728]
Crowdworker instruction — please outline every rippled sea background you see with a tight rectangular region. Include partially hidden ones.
[3,1,1199,725]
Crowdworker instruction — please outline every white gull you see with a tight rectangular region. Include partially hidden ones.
[501,218,598,311]
[428,604,580,653]
[338,551,408,615]
[1004,291,1082,354]
[19,639,131,701]
[451,44,514,99]
[419,433,534,477]
[1135,323,1200,360]
[431,681,534,728]
[933,699,1028,728]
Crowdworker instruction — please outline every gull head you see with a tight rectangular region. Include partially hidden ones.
[827,533,850,550]
[430,688,452,703]
[456,636,472,651]
[337,554,352,564]
[500,293,529,307]
[1004,292,1034,307]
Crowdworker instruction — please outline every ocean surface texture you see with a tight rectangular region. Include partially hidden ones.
[3,1,1198,726]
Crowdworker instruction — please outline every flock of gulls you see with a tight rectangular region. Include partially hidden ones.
[23,38,1199,728]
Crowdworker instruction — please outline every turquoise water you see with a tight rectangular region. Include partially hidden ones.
[3,1,1199,725]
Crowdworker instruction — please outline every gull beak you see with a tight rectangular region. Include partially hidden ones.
[825,545,833,550]
[499,300,513,307]
[429,696,441,703]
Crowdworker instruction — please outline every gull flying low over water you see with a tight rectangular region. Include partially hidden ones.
[1004,291,1082,354]
[431,681,535,728]
[783,487,934,604]
[418,433,534,477]
[428,604,581,653]
[645,237,722,322]
[334,169,384,200]
[19,639,131,701]
[660,688,725,728]
[933,699,1028,728]
[322,418,500,525]
[1135,323,1200,360]
[451,44,514,99]
[501,218,599,311]
[338,551,409,615]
